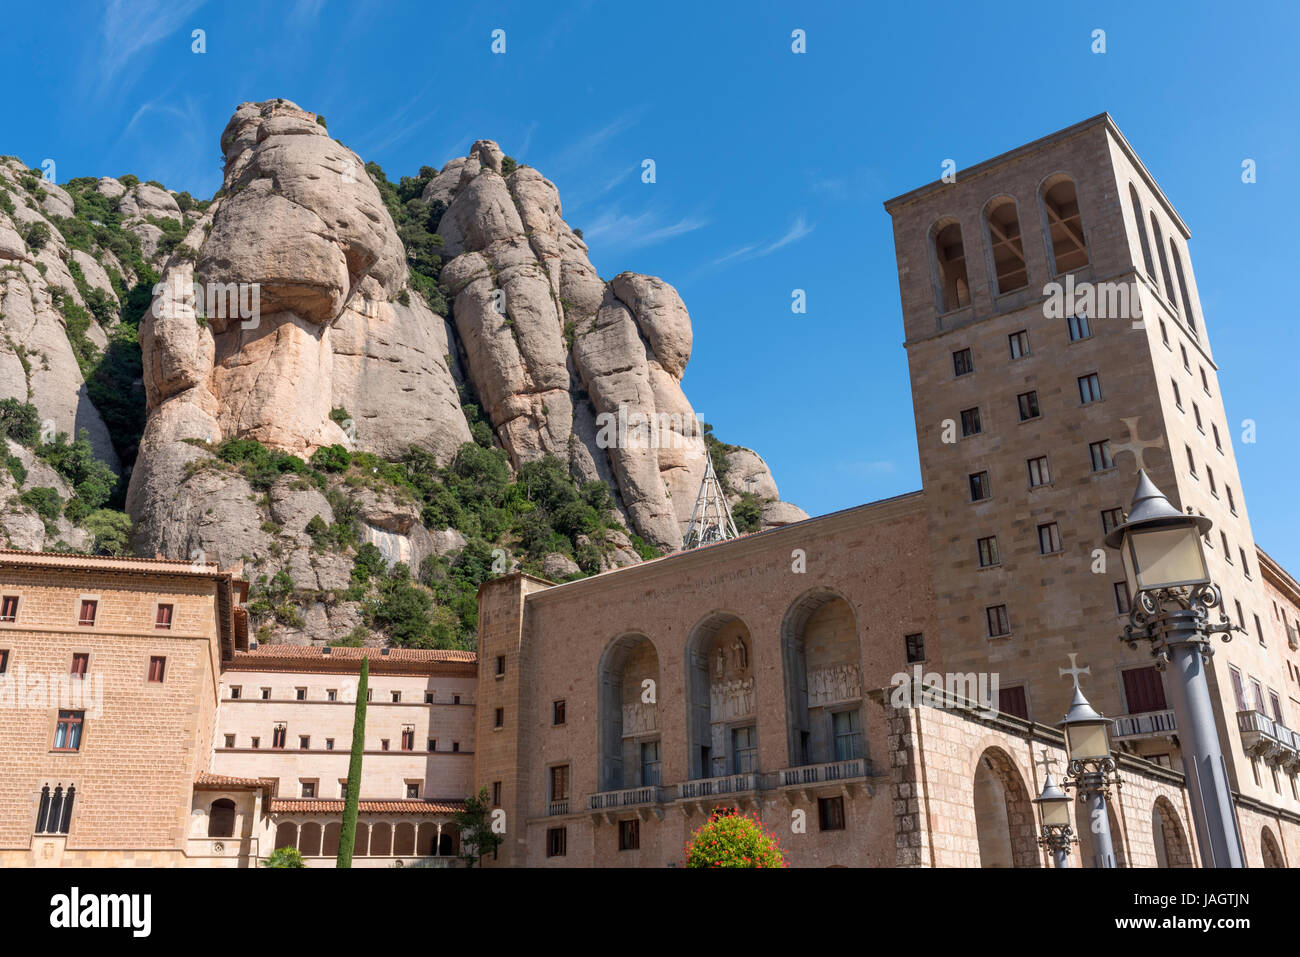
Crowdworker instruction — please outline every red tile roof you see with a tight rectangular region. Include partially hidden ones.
[226,644,477,676]
[195,772,277,792]
[237,646,475,662]
[269,798,466,815]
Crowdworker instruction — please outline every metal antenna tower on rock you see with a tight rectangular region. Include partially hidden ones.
[682,456,739,550]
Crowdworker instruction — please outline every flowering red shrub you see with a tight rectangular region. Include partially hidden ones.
[683,806,787,868]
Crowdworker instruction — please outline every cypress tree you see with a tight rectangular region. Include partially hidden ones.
[336,655,368,867]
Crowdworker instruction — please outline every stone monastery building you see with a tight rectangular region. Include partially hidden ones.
[3,114,1299,868]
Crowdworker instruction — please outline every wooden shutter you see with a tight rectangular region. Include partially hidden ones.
[998,686,1029,719]
[1122,667,1167,714]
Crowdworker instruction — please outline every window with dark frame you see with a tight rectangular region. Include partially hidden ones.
[1077,373,1102,404]
[78,600,97,627]
[401,729,415,751]
[224,734,235,748]
[952,348,974,376]
[977,536,1000,567]
[53,710,84,751]
[818,796,846,831]
[1008,330,1030,359]
[1101,507,1124,536]
[546,826,567,857]
[492,781,501,805]
[904,633,925,664]
[495,655,505,676]
[301,781,316,798]
[1067,314,1091,341]
[1121,666,1167,714]
[960,407,982,437]
[553,699,566,725]
[1017,391,1040,421]
[1,595,18,622]
[1037,522,1062,554]
[406,782,420,799]
[272,726,286,749]
[1027,456,1050,487]
[35,784,75,835]
[969,471,991,501]
[494,707,504,729]
[70,653,88,677]
[0,649,7,674]
[147,656,166,683]
[986,605,1011,638]
[1089,440,1114,472]
[998,686,1029,720]
[618,818,640,850]
[155,604,173,629]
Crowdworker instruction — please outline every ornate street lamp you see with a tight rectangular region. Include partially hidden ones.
[1106,469,1246,868]
[1032,753,1074,868]
[1056,662,1120,868]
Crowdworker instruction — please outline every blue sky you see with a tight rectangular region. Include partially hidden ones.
[2,0,1297,569]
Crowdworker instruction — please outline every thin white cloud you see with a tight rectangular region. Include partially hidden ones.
[353,84,438,157]
[581,208,708,251]
[96,0,207,90]
[696,214,814,274]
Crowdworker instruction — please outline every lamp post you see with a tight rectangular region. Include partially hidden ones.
[1032,751,1074,868]
[1105,469,1246,868]
[1057,656,1119,868]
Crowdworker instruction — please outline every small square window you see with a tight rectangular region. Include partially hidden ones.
[223,734,235,748]
[1089,440,1114,472]
[155,604,173,629]
[952,348,974,376]
[1037,522,1062,555]
[326,738,335,750]
[904,633,925,664]
[960,408,982,437]
[70,653,88,677]
[618,818,641,850]
[453,695,461,705]
[1114,582,1132,615]
[299,736,310,750]
[1101,507,1124,535]
[326,689,337,701]
[392,691,401,703]
[78,600,97,627]
[546,827,567,858]
[425,692,435,704]
[1008,330,1030,359]
[147,656,166,683]
[428,739,436,752]
[250,736,259,748]
[230,686,242,700]
[969,471,991,502]
[1017,391,1040,421]
[261,687,271,700]
[818,796,846,831]
[553,699,566,725]
[296,687,307,701]
[0,595,17,622]
[381,739,390,751]
[977,536,1000,568]
[301,781,316,798]
[339,780,349,798]
[53,710,84,751]
[1027,456,1051,488]
[986,605,1011,638]
[1077,373,1102,404]
[1067,314,1091,341]
[452,741,460,752]
[406,782,421,799]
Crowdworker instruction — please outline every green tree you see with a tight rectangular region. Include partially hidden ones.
[683,806,787,868]
[262,846,305,868]
[452,786,502,867]
[0,398,40,446]
[336,656,368,868]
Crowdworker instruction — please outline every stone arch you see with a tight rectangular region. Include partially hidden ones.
[971,746,1040,868]
[929,216,970,312]
[685,611,758,780]
[982,194,1029,295]
[1038,172,1089,274]
[274,821,298,851]
[207,798,236,838]
[1152,796,1192,867]
[1262,826,1284,868]
[597,632,662,791]
[370,821,393,857]
[322,821,341,858]
[354,822,370,857]
[393,821,416,856]
[299,821,323,857]
[779,587,864,767]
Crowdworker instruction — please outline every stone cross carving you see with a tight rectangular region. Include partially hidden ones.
[1111,415,1166,472]
[1059,653,1091,692]
[1035,747,1057,778]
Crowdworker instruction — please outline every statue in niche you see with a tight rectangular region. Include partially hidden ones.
[732,637,749,671]
[740,677,754,714]
[714,647,726,679]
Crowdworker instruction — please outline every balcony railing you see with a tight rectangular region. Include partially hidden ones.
[677,773,761,800]
[587,786,666,811]
[1288,624,1299,652]
[776,758,869,787]
[546,800,569,816]
[1237,710,1300,767]
[1112,709,1177,741]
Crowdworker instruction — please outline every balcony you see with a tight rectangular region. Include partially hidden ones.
[676,773,762,813]
[546,800,569,817]
[1112,709,1177,742]
[1237,710,1300,768]
[1288,624,1299,652]
[773,758,873,802]
[587,785,668,824]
